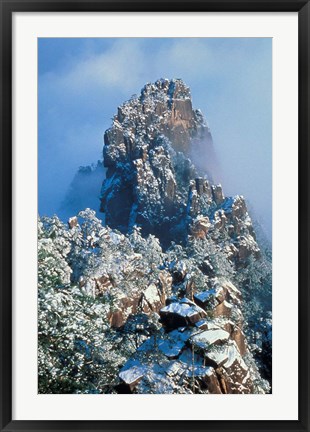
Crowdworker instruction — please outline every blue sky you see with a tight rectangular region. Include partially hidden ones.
[38,37,272,238]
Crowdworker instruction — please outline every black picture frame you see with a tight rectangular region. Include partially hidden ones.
[1,1,309,431]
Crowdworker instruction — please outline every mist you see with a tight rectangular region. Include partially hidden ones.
[58,161,106,222]
[39,38,272,239]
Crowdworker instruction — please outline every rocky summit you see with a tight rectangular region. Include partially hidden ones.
[38,79,272,395]
[100,78,260,261]
[100,78,216,244]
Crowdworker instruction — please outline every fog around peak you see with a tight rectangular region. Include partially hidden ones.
[39,38,271,239]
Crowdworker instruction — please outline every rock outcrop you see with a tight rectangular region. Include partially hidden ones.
[118,274,268,394]
[100,79,215,245]
[100,78,260,266]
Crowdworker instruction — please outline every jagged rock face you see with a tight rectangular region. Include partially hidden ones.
[187,178,260,266]
[107,271,172,329]
[81,266,172,329]
[100,78,215,244]
[100,78,260,263]
[118,276,267,395]
[103,79,212,164]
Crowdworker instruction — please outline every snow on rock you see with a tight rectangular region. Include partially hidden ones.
[164,361,184,377]
[194,289,216,309]
[214,300,233,319]
[205,346,229,367]
[224,341,247,369]
[119,366,145,390]
[100,78,215,246]
[235,234,260,261]
[222,343,253,394]
[157,338,185,359]
[119,360,147,391]
[190,329,230,350]
[194,319,209,330]
[222,280,242,306]
[143,283,162,311]
[190,215,211,239]
[160,298,206,328]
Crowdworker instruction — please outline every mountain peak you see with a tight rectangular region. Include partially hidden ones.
[103,78,213,165]
[100,79,258,258]
[141,78,192,102]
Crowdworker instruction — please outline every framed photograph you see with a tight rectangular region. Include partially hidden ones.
[1,1,309,431]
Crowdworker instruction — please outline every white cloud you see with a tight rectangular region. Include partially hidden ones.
[153,38,214,80]
[41,39,147,97]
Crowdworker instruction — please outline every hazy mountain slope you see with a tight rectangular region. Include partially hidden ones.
[59,161,106,221]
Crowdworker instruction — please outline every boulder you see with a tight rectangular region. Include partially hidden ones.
[214,285,228,304]
[157,338,185,360]
[158,270,172,297]
[223,280,242,303]
[194,319,209,330]
[160,298,206,328]
[184,275,195,301]
[190,329,230,351]
[213,280,241,306]
[142,283,163,313]
[193,289,216,310]
[119,365,145,391]
[222,322,246,356]
[205,348,229,368]
[108,291,143,328]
